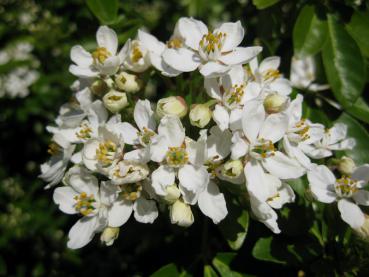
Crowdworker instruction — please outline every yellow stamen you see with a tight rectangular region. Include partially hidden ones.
[92,47,111,64]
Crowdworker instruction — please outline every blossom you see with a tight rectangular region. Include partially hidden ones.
[162,18,262,78]
[308,164,369,228]
[69,26,123,78]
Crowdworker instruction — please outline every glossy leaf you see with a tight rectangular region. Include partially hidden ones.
[204,265,219,277]
[86,0,119,25]
[346,97,369,124]
[322,15,366,107]
[150,263,179,277]
[346,11,369,57]
[252,0,279,10]
[336,113,369,164]
[212,253,243,277]
[293,5,327,57]
[252,237,286,264]
[218,200,249,250]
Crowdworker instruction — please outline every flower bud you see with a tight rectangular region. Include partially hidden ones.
[156,96,188,118]
[90,79,109,96]
[170,200,194,227]
[189,104,212,128]
[115,72,142,93]
[337,156,356,176]
[218,159,244,184]
[355,214,369,241]
[263,93,288,114]
[164,184,181,204]
[103,90,128,113]
[100,227,119,246]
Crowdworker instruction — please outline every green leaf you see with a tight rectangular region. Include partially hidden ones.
[346,11,369,57]
[293,5,327,57]
[252,237,286,265]
[86,0,119,25]
[212,253,243,277]
[346,97,369,124]
[150,263,179,277]
[204,265,219,277]
[218,200,249,250]
[252,0,279,10]
[322,15,366,107]
[336,113,369,164]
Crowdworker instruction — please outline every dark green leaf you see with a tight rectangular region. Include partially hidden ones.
[150,263,179,277]
[293,5,327,57]
[218,200,249,250]
[346,11,369,57]
[336,113,369,164]
[212,253,243,277]
[86,0,119,25]
[346,97,369,124]
[204,265,218,277]
[252,0,279,10]
[322,15,366,107]
[252,237,286,264]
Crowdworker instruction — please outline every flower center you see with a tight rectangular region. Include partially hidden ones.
[199,32,226,54]
[225,84,245,106]
[166,146,188,167]
[131,42,143,63]
[74,192,96,216]
[92,47,111,64]
[335,176,358,198]
[138,127,155,145]
[76,121,93,140]
[251,138,275,159]
[47,141,61,156]
[96,140,117,167]
[120,183,142,201]
[294,119,310,141]
[167,37,183,49]
[263,69,281,82]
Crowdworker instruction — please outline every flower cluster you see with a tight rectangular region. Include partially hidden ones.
[40,18,368,249]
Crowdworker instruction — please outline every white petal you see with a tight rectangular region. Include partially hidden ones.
[310,186,337,203]
[198,181,228,224]
[82,140,99,171]
[212,104,229,131]
[249,195,281,233]
[229,108,243,131]
[151,165,176,195]
[53,186,78,214]
[245,160,272,201]
[96,56,120,75]
[243,82,262,103]
[353,190,369,206]
[67,217,99,249]
[149,135,168,162]
[134,99,156,131]
[259,113,288,143]
[70,45,92,67]
[207,126,232,161]
[307,165,336,189]
[177,17,208,50]
[137,29,165,54]
[337,199,365,228]
[230,132,248,160]
[108,200,133,227]
[242,100,265,143]
[162,48,200,72]
[96,26,118,55]
[222,65,245,87]
[218,47,262,66]
[259,56,280,73]
[215,21,244,52]
[262,151,305,179]
[269,78,292,96]
[187,133,207,166]
[178,165,209,193]
[158,116,185,147]
[353,165,369,182]
[115,122,139,145]
[268,184,295,209]
[204,78,222,100]
[69,65,98,78]
[199,61,230,78]
[133,198,158,223]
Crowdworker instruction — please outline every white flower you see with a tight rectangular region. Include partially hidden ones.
[53,166,118,249]
[40,133,75,189]
[102,90,128,113]
[119,35,151,73]
[189,104,212,128]
[301,123,355,159]
[162,17,262,78]
[69,26,122,78]
[282,94,325,169]
[308,164,369,228]
[290,56,329,92]
[109,160,149,185]
[156,96,188,118]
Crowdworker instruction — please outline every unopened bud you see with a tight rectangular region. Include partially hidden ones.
[218,159,244,184]
[337,156,356,176]
[157,96,188,118]
[164,184,181,203]
[355,214,369,241]
[100,227,119,246]
[263,93,288,114]
[115,72,142,93]
[103,90,128,113]
[90,79,109,96]
[189,104,212,128]
[170,200,194,227]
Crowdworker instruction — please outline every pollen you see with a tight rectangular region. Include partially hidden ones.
[253,138,276,159]
[120,182,142,201]
[294,119,311,141]
[47,142,61,156]
[131,43,143,63]
[167,37,183,49]
[335,176,358,198]
[263,69,281,82]
[76,122,93,140]
[138,127,155,145]
[199,32,226,54]
[166,146,189,167]
[74,192,96,216]
[226,84,245,105]
[96,140,117,167]
[92,47,111,64]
